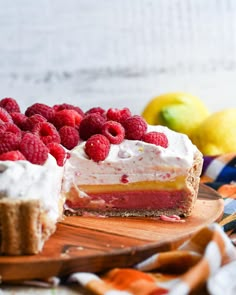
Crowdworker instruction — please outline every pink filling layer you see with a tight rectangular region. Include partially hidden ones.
[66,190,188,210]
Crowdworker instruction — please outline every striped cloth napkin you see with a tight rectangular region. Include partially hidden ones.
[68,153,236,295]
[201,153,236,238]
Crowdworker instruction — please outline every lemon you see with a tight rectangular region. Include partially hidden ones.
[191,109,236,155]
[142,92,209,137]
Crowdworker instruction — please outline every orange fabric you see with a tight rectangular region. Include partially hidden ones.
[218,184,236,199]
[104,269,167,295]
[180,258,210,291]
[70,223,236,294]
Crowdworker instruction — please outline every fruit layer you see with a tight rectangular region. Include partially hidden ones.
[65,183,190,211]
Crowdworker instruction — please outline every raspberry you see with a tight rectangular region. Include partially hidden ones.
[85,134,110,162]
[25,103,55,122]
[79,113,106,140]
[101,121,125,144]
[0,97,21,113]
[23,114,47,131]
[32,122,61,145]
[19,133,48,165]
[121,174,129,183]
[53,103,84,117]
[0,132,21,154]
[0,107,13,124]
[142,131,169,148]
[85,107,106,118]
[59,126,80,150]
[0,150,26,161]
[53,109,83,130]
[0,123,22,139]
[107,107,132,123]
[11,112,27,129]
[122,115,147,140]
[47,142,67,166]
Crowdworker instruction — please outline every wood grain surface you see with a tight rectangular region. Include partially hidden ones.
[0,184,224,283]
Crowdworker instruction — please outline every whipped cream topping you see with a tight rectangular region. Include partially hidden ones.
[0,155,64,222]
[63,125,199,190]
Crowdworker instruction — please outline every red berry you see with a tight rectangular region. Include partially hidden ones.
[0,97,21,113]
[79,113,106,140]
[0,150,26,161]
[25,103,55,122]
[0,123,22,139]
[23,114,47,131]
[53,109,83,130]
[0,132,21,154]
[102,121,125,144]
[11,112,27,129]
[0,107,13,124]
[142,131,168,148]
[122,115,147,140]
[19,133,48,165]
[59,126,79,150]
[107,107,132,123]
[85,134,110,162]
[121,174,129,183]
[32,122,61,145]
[85,107,106,118]
[53,103,84,117]
[47,142,67,166]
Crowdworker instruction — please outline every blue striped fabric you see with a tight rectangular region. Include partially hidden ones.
[201,154,236,236]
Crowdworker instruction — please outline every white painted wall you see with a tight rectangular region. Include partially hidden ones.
[0,0,235,114]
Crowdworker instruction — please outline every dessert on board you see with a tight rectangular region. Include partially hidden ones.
[0,98,203,255]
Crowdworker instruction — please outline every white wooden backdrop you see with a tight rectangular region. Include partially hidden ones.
[0,0,236,114]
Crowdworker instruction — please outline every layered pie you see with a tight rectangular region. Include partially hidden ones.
[0,98,203,255]
[63,125,203,217]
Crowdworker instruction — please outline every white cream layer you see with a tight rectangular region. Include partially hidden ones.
[0,155,64,222]
[63,125,198,191]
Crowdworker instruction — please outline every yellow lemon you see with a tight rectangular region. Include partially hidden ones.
[191,109,236,155]
[142,92,209,137]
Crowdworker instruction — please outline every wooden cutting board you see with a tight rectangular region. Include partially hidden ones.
[0,184,224,282]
